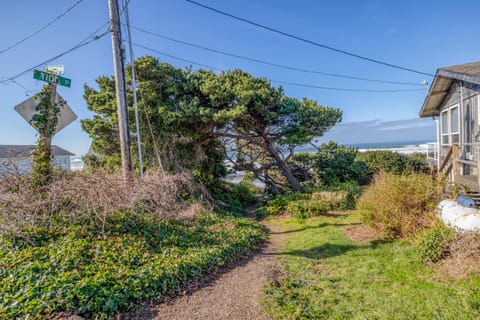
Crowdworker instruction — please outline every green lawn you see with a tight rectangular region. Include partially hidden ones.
[262,213,480,319]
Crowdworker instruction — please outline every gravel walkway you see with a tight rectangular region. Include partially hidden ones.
[132,220,285,320]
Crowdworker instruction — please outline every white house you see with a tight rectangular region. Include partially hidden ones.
[0,145,75,174]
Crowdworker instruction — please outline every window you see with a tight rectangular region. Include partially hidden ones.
[441,110,448,144]
[451,106,459,143]
[440,105,460,145]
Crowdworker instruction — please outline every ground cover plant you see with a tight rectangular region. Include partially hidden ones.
[0,171,265,319]
[262,213,480,319]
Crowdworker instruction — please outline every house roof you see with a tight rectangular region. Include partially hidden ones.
[0,145,75,158]
[419,61,480,117]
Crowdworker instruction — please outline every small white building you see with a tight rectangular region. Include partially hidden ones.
[0,145,74,174]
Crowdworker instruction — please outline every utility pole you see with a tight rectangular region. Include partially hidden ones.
[124,1,144,183]
[108,0,133,179]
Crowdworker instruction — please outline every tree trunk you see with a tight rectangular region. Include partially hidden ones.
[264,142,301,191]
[264,171,281,195]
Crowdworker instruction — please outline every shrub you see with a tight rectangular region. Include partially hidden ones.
[261,193,309,216]
[289,141,369,186]
[312,182,362,210]
[285,199,328,219]
[313,141,370,186]
[210,181,260,214]
[261,185,358,218]
[418,225,455,262]
[358,171,442,239]
[356,150,430,175]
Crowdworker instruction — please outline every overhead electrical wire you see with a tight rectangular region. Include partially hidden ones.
[184,0,435,77]
[133,42,222,70]
[1,78,35,96]
[132,42,426,93]
[0,0,130,88]
[268,80,425,93]
[0,29,109,85]
[0,0,86,56]
[130,25,425,86]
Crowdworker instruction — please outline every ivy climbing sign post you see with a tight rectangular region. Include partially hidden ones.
[14,66,76,188]
[30,82,59,188]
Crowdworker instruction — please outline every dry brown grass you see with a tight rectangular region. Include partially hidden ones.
[437,232,480,280]
[343,223,381,244]
[0,170,208,242]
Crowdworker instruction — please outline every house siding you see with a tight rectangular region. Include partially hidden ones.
[0,156,71,174]
[440,81,480,111]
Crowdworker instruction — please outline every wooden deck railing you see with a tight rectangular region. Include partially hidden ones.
[437,144,480,190]
[439,144,454,173]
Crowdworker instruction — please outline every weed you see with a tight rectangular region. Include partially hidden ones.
[418,225,455,262]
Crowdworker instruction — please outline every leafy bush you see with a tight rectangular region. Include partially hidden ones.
[285,199,328,219]
[0,211,265,319]
[358,171,442,238]
[261,193,308,216]
[313,141,370,186]
[210,181,260,214]
[261,183,359,217]
[290,141,369,186]
[311,182,362,210]
[418,225,455,262]
[356,150,430,175]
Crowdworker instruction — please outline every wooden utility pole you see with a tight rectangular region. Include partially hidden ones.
[108,0,133,178]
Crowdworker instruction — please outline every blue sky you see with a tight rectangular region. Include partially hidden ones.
[1,0,479,155]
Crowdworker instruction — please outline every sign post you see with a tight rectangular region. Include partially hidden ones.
[17,67,74,187]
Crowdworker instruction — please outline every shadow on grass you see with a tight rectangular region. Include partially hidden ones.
[270,239,393,260]
[284,242,357,259]
[270,222,361,235]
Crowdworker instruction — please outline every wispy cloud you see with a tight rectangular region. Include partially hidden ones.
[315,118,436,144]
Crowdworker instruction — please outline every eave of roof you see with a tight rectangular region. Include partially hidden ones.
[419,62,480,118]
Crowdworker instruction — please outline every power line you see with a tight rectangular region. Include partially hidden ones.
[269,80,425,93]
[0,0,86,56]
[130,25,425,86]
[184,0,434,77]
[132,42,427,93]
[133,42,222,70]
[0,30,109,85]
[1,78,35,96]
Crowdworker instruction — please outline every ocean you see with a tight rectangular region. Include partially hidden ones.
[295,140,433,155]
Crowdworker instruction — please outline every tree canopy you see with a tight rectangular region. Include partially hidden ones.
[82,56,342,191]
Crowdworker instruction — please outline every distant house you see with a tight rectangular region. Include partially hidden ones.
[0,145,75,174]
[419,61,480,190]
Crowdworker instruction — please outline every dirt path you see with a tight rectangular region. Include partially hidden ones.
[133,219,286,320]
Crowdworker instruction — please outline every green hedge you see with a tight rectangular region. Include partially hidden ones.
[0,211,265,319]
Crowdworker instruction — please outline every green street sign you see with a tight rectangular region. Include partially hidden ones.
[33,70,71,88]
[33,70,56,83]
[57,76,71,88]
